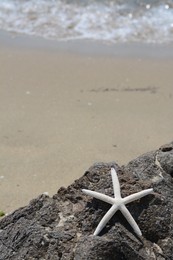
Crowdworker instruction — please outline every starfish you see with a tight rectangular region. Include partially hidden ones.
[82,168,153,237]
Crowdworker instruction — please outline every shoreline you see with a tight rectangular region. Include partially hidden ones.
[0,31,173,214]
[1,30,173,59]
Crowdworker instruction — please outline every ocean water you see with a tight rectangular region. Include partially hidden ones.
[0,0,173,44]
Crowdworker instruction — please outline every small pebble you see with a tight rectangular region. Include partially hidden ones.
[43,192,49,196]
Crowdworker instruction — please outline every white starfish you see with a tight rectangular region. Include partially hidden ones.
[82,168,153,237]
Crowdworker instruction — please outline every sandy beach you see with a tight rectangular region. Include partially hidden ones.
[0,32,173,214]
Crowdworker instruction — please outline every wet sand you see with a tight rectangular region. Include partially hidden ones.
[0,33,173,213]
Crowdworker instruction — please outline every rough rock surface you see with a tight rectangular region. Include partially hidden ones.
[0,142,173,260]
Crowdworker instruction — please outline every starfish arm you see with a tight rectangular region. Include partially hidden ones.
[119,204,142,237]
[82,189,114,205]
[94,204,118,236]
[123,188,153,205]
[111,168,121,199]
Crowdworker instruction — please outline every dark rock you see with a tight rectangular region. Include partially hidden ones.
[1,142,173,259]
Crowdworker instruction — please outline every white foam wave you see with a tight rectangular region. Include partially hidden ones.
[0,0,173,43]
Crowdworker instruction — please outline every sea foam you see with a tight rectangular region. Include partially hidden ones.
[0,0,173,44]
